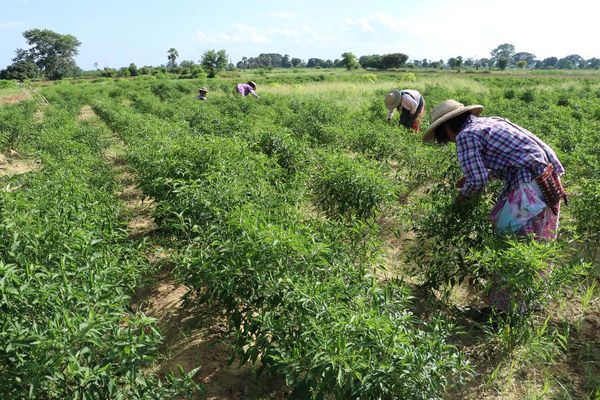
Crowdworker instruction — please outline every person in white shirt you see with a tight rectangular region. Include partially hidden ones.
[384,89,425,132]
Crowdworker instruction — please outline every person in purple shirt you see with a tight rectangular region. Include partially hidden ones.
[423,99,567,313]
[235,81,259,98]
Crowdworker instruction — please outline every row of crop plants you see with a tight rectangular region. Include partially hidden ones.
[0,104,197,398]
[91,96,470,399]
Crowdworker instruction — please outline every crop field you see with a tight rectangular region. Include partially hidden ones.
[1,70,599,399]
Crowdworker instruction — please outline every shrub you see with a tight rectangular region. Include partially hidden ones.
[520,89,535,103]
[313,153,395,219]
[406,164,497,289]
[468,239,588,318]
[150,80,190,101]
[258,129,307,176]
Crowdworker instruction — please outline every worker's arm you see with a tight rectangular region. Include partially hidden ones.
[386,109,394,121]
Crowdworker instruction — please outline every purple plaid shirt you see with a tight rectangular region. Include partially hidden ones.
[456,115,564,197]
[235,83,258,97]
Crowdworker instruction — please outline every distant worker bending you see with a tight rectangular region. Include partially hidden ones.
[235,81,259,98]
[384,89,425,132]
[197,87,209,100]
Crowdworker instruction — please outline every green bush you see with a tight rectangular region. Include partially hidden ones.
[468,239,588,318]
[258,129,307,175]
[313,153,395,219]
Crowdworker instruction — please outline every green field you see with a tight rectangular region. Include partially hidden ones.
[0,80,24,100]
[1,69,599,399]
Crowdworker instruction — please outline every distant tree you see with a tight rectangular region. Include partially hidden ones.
[117,67,130,77]
[478,58,491,68]
[588,58,600,69]
[0,60,40,80]
[10,29,81,80]
[380,53,409,69]
[291,57,302,67]
[101,67,116,78]
[557,54,583,69]
[513,52,537,68]
[93,62,99,70]
[201,49,228,77]
[456,56,463,71]
[281,54,292,68]
[179,60,196,69]
[463,58,474,67]
[448,56,463,71]
[497,58,509,70]
[256,53,283,68]
[359,54,383,69]
[167,48,179,69]
[323,59,334,68]
[128,63,138,76]
[430,61,442,69]
[421,59,429,68]
[491,43,515,68]
[341,52,359,70]
[515,60,527,69]
[307,58,325,68]
[541,57,558,68]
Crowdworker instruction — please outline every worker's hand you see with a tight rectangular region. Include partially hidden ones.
[455,176,466,188]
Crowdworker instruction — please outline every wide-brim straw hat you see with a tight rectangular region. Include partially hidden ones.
[422,99,484,142]
[384,90,402,110]
[248,81,257,89]
[199,87,209,92]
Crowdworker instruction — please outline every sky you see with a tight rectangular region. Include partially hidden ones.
[1,0,599,70]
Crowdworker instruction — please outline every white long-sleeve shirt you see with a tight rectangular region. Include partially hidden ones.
[386,89,421,120]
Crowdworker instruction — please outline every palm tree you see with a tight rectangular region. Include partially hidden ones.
[167,48,179,70]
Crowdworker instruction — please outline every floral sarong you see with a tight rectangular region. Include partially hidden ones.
[489,181,559,240]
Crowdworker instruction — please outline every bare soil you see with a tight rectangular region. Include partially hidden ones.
[0,92,30,105]
[0,151,41,178]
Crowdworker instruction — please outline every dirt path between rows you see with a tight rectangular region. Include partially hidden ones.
[0,92,31,105]
[80,105,286,399]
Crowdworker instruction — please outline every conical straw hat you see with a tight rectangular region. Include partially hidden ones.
[422,99,484,142]
[384,90,402,110]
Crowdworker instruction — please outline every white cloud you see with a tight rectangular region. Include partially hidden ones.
[266,11,297,19]
[345,14,408,34]
[196,24,268,45]
[195,23,333,47]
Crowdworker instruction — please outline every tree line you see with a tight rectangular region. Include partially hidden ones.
[2,29,600,81]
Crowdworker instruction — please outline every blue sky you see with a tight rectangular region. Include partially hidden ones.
[1,0,598,70]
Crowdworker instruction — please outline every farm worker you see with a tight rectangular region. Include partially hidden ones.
[197,87,209,100]
[235,81,259,98]
[423,100,567,312]
[384,89,425,131]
